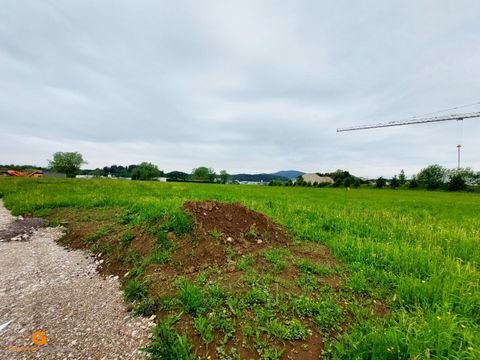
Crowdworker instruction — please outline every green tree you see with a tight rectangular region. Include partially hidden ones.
[409,176,419,188]
[333,178,343,187]
[447,173,466,191]
[390,175,399,188]
[447,167,478,191]
[131,162,161,181]
[166,171,189,180]
[353,178,361,188]
[399,170,406,185]
[416,164,447,189]
[191,167,216,182]
[92,168,103,178]
[295,175,304,186]
[49,152,86,178]
[375,177,386,188]
[219,170,230,184]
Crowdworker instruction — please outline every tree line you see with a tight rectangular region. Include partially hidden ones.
[48,152,231,183]
[6,152,480,192]
[375,165,480,191]
[270,165,479,192]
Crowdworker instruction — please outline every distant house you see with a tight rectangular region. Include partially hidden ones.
[301,173,334,184]
[238,180,267,185]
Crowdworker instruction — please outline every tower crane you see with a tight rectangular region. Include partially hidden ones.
[336,110,480,169]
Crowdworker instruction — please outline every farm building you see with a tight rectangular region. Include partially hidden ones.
[301,173,334,184]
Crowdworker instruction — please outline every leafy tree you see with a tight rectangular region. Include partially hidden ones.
[191,167,216,182]
[131,162,161,181]
[375,177,386,188]
[447,167,478,191]
[399,170,406,185]
[166,171,189,180]
[219,170,230,184]
[353,178,361,188]
[390,175,399,188]
[451,167,478,185]
[333,178,342,187]
[416,164,447,189]
[344,176,356,188]
[92,168,103,178]
[295,175,304,186]
[447,173,466,191]
[49,152,86,178]
[409,176,419,188]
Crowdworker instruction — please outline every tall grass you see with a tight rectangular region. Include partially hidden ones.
[0,178,479,358]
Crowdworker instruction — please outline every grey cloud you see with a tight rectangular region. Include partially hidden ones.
[1,0,479,177]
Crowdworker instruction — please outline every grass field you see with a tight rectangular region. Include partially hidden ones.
[0,178,479,359]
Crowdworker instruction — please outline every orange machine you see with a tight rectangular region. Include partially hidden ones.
[3,170,43,177]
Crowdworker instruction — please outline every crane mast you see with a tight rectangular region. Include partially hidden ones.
[336,111,480,169]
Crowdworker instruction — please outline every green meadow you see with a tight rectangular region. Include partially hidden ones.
[0,178,479,359]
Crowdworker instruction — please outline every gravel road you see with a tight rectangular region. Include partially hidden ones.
[0,200,151,359]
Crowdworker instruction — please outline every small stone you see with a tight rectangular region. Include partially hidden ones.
[227,263,236,272]
[226,237,233,243]
[256,239,263,244]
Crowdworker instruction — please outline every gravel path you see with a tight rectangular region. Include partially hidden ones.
[0,200,151,359]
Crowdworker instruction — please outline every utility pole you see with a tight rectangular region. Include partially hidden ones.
[457,144,461,169]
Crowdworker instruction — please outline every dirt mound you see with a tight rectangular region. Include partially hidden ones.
[183,200,290,248]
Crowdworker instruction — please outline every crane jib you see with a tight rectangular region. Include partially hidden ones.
[336,111,480,132]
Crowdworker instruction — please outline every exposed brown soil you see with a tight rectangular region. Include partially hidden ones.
[145,201,293,286]
[43,201,387,360]
[183,200,290,247]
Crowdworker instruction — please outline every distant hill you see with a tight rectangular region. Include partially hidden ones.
[272,170,305,180]
[231,173,290,182]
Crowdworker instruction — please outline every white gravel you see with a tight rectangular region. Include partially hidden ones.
[0,199,16,229]
[0,200,151,359]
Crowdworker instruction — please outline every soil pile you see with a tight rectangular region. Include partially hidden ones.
[183,200,289,248]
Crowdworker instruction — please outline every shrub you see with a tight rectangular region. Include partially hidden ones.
[376,177,386,188]
[131,162,161,181]
[417,164,447,189]
[447,173,466,191]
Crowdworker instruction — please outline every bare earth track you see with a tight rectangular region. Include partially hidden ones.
[0,200,150,359]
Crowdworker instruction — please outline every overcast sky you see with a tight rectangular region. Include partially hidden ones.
[1,1,479,177]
